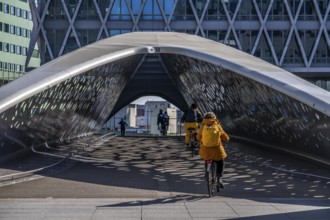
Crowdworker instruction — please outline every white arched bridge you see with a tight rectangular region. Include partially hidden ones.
[0,32,329,166]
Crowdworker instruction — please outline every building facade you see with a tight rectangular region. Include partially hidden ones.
[0,0,40,85]
[102,101,180,135]
[28,0,330,90]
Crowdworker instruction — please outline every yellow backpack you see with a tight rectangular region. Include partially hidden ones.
[201,124,221,147]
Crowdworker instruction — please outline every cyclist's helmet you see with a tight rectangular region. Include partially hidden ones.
[204,112,216,119]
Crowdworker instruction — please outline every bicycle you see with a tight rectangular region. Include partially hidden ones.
[205,159,219,197]
[187,128,199,156]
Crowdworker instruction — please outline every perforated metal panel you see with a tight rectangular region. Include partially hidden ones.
[1,32,330,165]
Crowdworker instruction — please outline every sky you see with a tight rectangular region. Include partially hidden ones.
[131,96,166,105]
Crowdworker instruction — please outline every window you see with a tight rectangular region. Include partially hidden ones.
[10,25,15,34]
[22,47,27,55]
[4,23,9,33]
[16,8,21,17]
[0,42,2,51]
[0,22,2,32]
[3,43,8,52]
[3,62,7,70]
[10,6,15,15]
[22,28,27,37]
[16,27,21,36]
[7,63,11,71]
[16,45,21,54]
[0,3,2,12]
[22,10,27,19]
[16,64,21,72]
[32,49,39,58]
[3,4,8,13]
[0,62,2,70]
[28,12,32,20]
[10,44,15,53]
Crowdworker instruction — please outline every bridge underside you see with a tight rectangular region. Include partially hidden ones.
[0,32,329,166]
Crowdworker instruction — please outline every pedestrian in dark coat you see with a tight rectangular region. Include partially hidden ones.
[118,118,128,136]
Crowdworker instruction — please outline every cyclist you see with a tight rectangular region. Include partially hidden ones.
[157,109,169,135]
[181,103,203,148]
[196,112,230,187]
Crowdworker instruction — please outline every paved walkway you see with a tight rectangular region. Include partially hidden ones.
[0,136,329,219]
[0,197,329,220]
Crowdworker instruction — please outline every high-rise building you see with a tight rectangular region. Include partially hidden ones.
[28,0,330,90]
[0,0,40,85]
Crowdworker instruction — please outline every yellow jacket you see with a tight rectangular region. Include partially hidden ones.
[197,118,230,161]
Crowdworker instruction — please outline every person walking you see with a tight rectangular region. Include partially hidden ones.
[157,109,164,129]
[118,118,128,136]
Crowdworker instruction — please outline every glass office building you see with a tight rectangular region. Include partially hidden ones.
[0,0,40,85]
[28,0,330,90]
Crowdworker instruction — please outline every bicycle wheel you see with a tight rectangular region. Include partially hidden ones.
[190,143,194,156]
[211,161,220,193]
[189,134,194,156]
[206,170,212,197]
[206,162,214,197]
[210,162,217,196]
